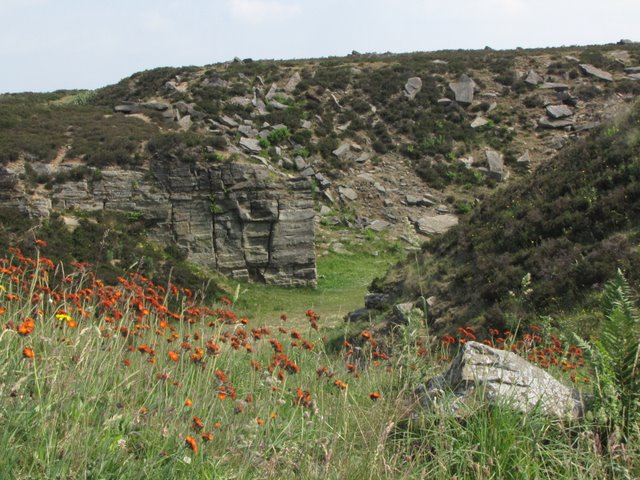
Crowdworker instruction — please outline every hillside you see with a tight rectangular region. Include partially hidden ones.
[1,42,640,321]
[371,98,640,334]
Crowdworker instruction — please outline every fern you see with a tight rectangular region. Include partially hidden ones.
[574,270,640,441]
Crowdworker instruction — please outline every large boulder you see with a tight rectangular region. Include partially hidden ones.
[416,341,586,419]
[449,74,476,106]
[415,214,458,235]
[579,64,613,82]
[404,77,423,100]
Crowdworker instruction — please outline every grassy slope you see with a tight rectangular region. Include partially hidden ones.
[2,247,637,479]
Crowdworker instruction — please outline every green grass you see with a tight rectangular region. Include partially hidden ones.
[233,236,405,327]
[1,248,639,479]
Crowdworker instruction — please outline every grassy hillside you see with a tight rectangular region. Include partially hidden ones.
[374,99,640,334]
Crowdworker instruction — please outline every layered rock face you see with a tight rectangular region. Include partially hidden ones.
[1,161,316,287]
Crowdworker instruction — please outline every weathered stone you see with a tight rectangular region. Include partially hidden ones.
[405,195,420,206]
[314,173,331,189]
[269,100,288,110]
[294,156,308,171]
[538,117,574,129]
[449,74,476,106]
[368,220,390,232]
[471,117,489,128]
[141,102,170,111]
[332,144,351,158]
[437,98,453,106]
[579,64,613,82]
[284,72,302,93]
[416,341,586,419]
[415,214,458,235]
[556,91,578,107]
[177,115,192,130]
[516,150,531,166]
[239,137,262,153]
[486,149,507,180]
[114,104,140,114]
[364,293,393,310]
[404,77,422,100]
[238,125,258,138]
[338,186,358,201]
[540,82,569,91]
[625,67,640,74]
[524,70,544,86]
[390,302,416,324]
[219,115,239,128]
[546,104,573,119]
[627,73,640,81]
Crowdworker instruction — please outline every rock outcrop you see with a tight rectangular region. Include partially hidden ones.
[416,341,586,419]
[0,161,316,287]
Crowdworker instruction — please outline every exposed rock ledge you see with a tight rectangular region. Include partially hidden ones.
[0,161,316,287]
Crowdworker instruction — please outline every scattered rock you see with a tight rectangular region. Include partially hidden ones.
[368,220,390,232]
[283,72,302,93]
[390,302,416,325]
[332,144,352,158]
[114,104,140,114]
[449,74,476,106]
[546,104,573,119]
[471,117,489,128]
[437,98,453,106]
[141,102,170,111]
[294,156,308,171]
[405,195,421,206]
[319,205,332,215]
[338,186,358,201]
[364,293,393,310]
[416,341,586,419]
[627,73,640,81]
[485,149,507,180]
[540,82,569,91]
[538,117,574,130]
[524,70,544,86]
[239,137,262,154]
[579,64,613,82]
[219,115,239,128]
[625,67,640,74]
[617,39,635,45]
[516,151,531,166]
[177,115,192,130]
[314,173,331,189]
[415,214,458,235]
[355,152,371,163]
[404,77,423,100]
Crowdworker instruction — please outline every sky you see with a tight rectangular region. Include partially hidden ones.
[1,0,638,93]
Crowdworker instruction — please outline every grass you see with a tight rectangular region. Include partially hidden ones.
[1,245,638,479]
[233,233,405,327]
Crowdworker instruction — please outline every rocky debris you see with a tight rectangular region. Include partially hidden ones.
[625,66,640,74]
[355,152,371,163]
[470,117,489,128]
[338,186,358,201]
[219,115,239,128]
[389,302,417,325]
[415,214,458,235]
[628,73,640,81]
[238,125,259,138]
[579,64,613,82]
[556,90,578,107]
[284,72,302,93]
[540,82,569,91]
[332,144,352,158]
[524,70,544,86]
[364,293,393,310]
[368,220,390,232]
[239,137,262,154]
[177,115,192,130]
[538,117,574,130]
[294,156,308,171]
[618,39,635,45]
[546,104,573,119]
[485,149,508,180]
[449,74,476,106]
[269,100,288,110]
[141,102,170,111]
[404,77,422,100]
[315,172,331,189]
[114,104,140,114]
[437,98,453,106]
[516,151,532,167]
[416,341,586,419]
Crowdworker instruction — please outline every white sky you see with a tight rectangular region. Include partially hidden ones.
[1,0,638,93]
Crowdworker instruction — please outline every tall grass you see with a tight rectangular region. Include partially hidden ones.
[1,245,638,479]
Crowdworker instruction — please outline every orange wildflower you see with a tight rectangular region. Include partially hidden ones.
[334,379,348,390]
[185,398,193,407]
[184,435,198,454]
[22,346,35,359]
[369,392,381,400]
[168,351,180,362]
